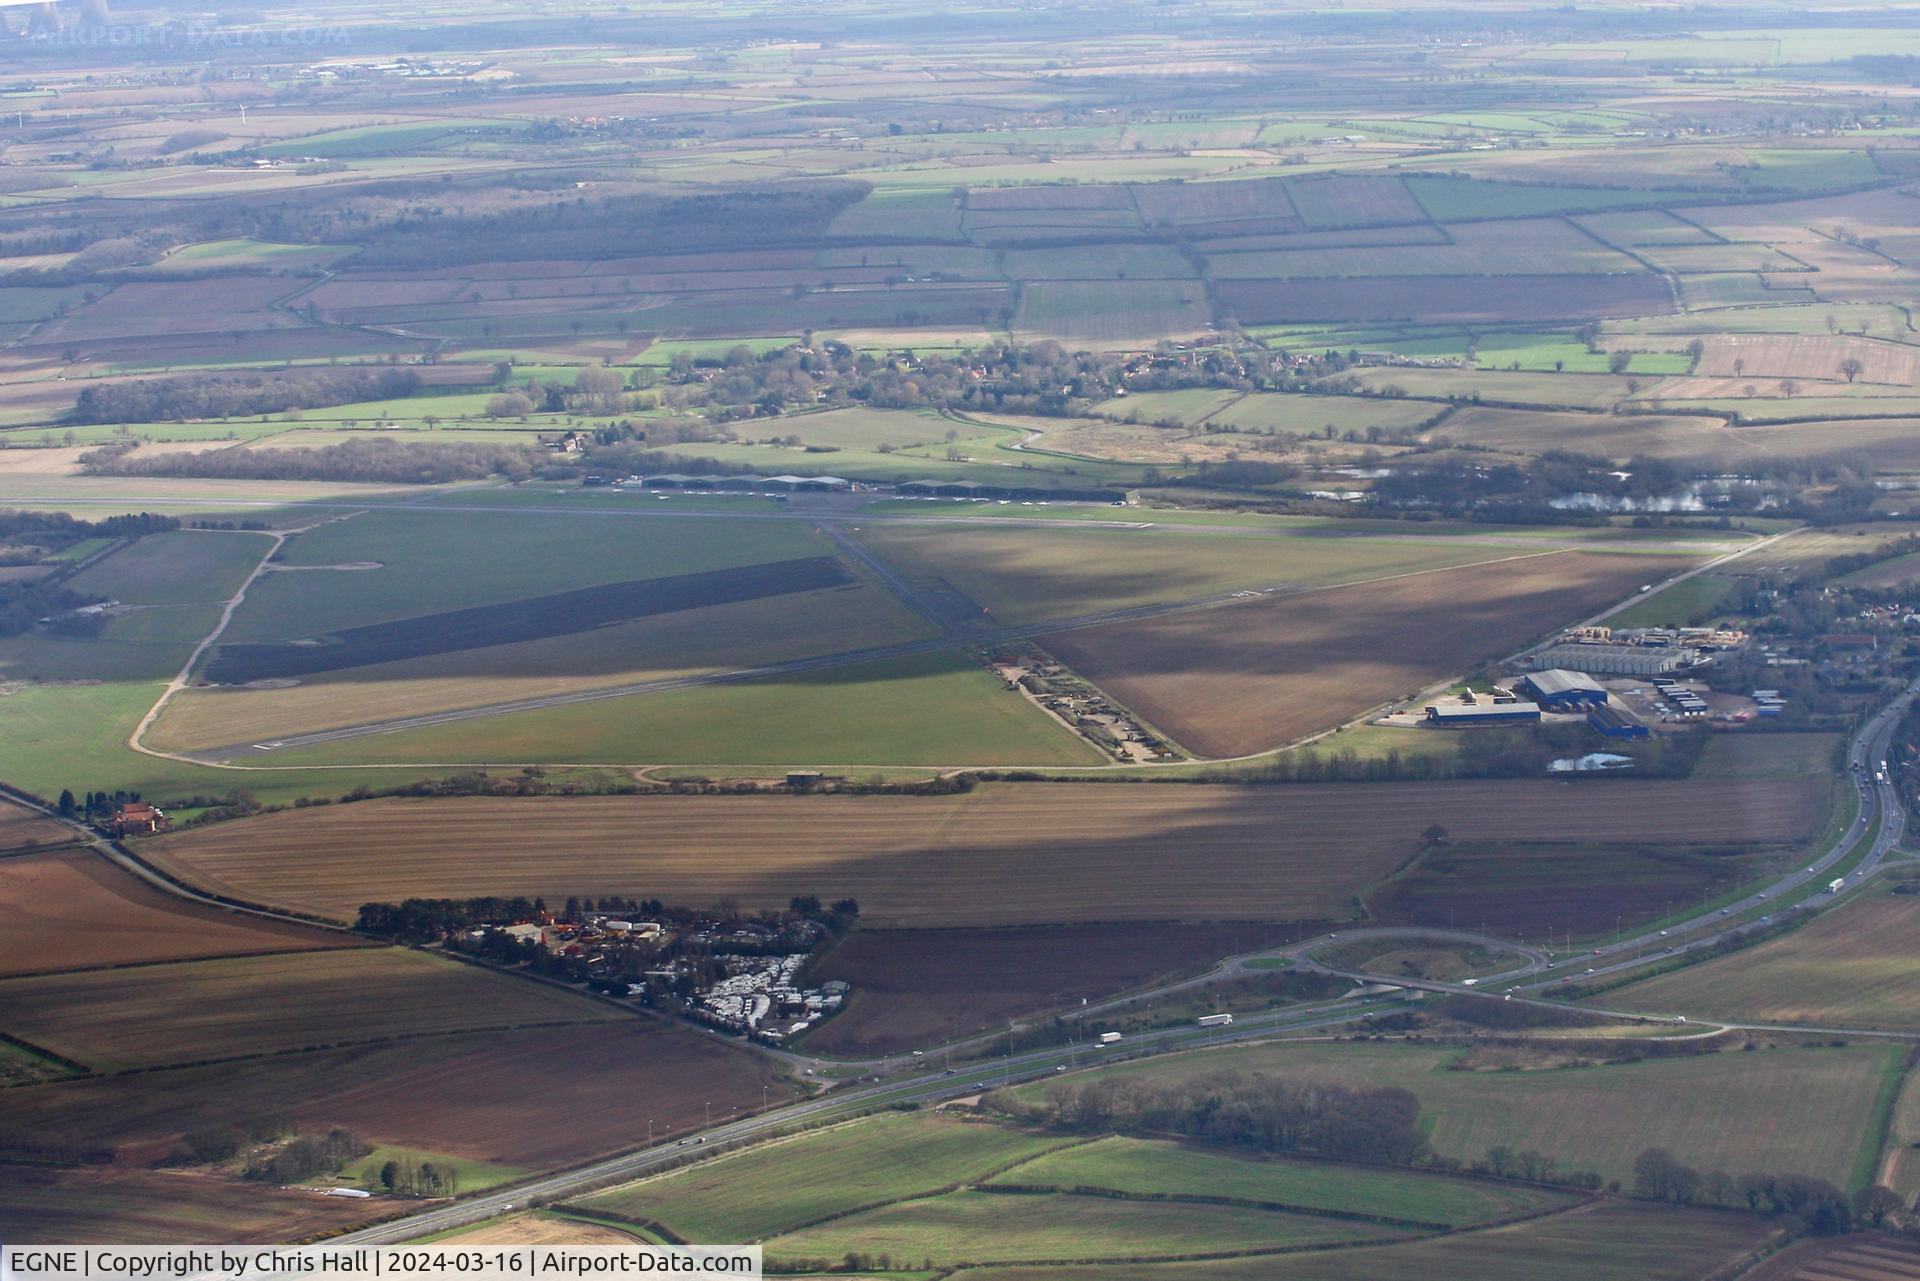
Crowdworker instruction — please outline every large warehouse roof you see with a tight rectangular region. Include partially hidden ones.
[1524,669,1606,698]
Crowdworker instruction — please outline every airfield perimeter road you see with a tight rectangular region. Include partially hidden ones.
[318,674,1920,1244]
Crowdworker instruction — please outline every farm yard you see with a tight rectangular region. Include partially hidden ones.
[138,778,1825,928]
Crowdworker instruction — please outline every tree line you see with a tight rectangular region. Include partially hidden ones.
[1016,1072,1428,1166]
[84,437,541,485]
[0,508,179,542]
[1632,1147,1897,1237]
[70,368,422,425]
[0,581,99,639]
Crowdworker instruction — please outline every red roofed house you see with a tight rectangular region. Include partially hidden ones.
[108,803,170,836]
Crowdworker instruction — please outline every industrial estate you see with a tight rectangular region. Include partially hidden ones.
[9,1,1920,1278]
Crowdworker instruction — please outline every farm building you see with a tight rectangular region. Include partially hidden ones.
[1531,644,1689,676]
[1518,669,1608,709]
[106,803,170,836]
[1424,700,1541,727]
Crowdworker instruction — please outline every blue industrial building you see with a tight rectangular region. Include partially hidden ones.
[1587,702,1650,740]
[1519,669,1609,709]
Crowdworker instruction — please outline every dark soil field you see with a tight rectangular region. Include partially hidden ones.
[1741,1234,1920,1281]
[0,1166,380,1244]
[1216,274,1676,323]
[801,922,1304,1055]
[0,850,355,978]
[1367,841,1782,939]
[0,948,621,1071]
[141,779,1824,928]
[204,556,850,683]
[0,797,74,852]
[1,1023,789,1170]
[1045,551,1685,758]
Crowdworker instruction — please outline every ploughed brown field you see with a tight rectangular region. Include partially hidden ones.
[803,923,1306,1055]
[0,949,621,1071]
[0,797,71,852]
[0,1167,380,1245]
[2,1023,790,1171]
[1215,273,1676,324]
[0,850,356,978]
[143,779,1824,928]
[1045,551,1684,758]
[1740,1234,1920,1281]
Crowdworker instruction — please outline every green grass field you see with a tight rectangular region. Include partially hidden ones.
[763,1189,1397,1266]
[64,531,270,606]
[1608,892,1920,1034]
[577,1113,1077,1241]
[1403,177,1710,220]
[336,1146,523,1197]
[155,240,355,273]
[0,677,572,810]
[947,1199,1772,1281]
[1033,1039,1892,1187]
[1599,572,1736,628]
[1321,367,1640,410]
[223,510,828,641]
[984,1137,1572,1227]
[1088,388,1238,425]
[262,649,1102,768]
